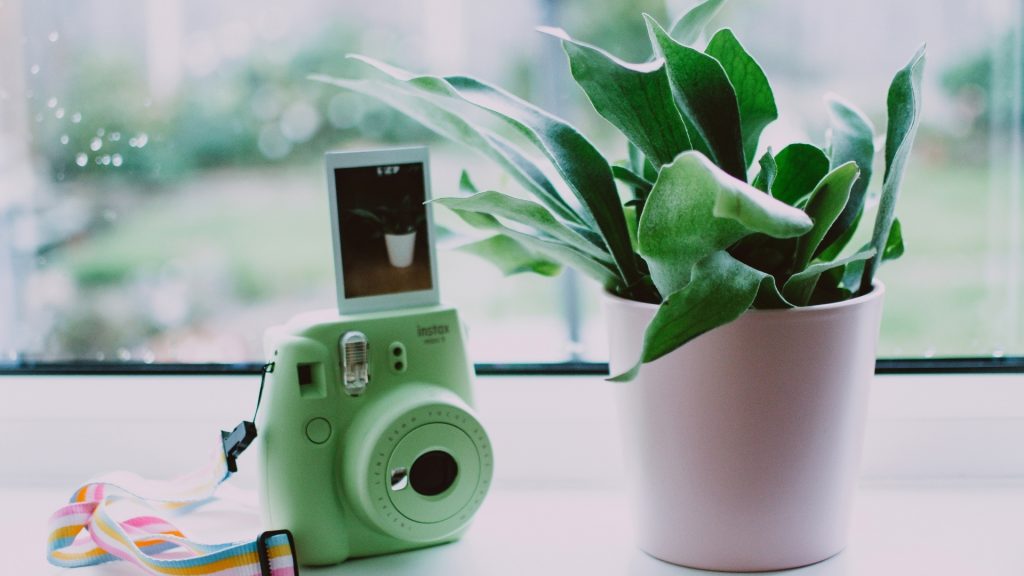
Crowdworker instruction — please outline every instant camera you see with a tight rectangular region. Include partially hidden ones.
[258,147,492,566]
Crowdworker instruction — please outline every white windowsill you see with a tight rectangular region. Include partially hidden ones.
[4,481,1024,575]
[2,372,1023,574]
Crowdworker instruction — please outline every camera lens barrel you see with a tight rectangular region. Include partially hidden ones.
[343,385,493,543]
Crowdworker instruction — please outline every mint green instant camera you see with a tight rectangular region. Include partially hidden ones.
[258,148,493,566]
[258,307,492,565]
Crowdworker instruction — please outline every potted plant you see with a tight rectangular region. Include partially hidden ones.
[348,193,426,268]
[315,1,924,570]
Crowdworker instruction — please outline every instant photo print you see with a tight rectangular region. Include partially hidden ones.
[325,147,440,314]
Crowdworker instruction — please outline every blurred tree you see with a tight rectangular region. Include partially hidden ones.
[33,23,437,186]
[942,33,1023,135]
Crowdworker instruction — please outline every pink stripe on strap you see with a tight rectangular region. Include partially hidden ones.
[46,440,300,575]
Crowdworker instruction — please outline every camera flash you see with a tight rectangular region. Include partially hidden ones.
[341,331,369,396]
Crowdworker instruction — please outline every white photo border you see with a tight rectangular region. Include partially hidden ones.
[325,146,441,314]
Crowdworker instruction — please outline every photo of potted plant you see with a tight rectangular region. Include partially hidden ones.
[314,0,924,570]
[349,193,427,268]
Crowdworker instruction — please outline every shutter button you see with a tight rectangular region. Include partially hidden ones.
[305,418,332,444]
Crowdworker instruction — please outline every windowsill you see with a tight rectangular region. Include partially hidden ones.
[3,373,1024,573]
[5,480,1024,575]
[3,372,1024,485]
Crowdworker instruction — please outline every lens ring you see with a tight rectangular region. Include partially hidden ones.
[351,397,493,540]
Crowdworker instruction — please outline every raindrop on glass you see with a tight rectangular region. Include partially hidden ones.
[96,127,105,137]
[48,31,59,42]
[59,134,69,145]
[110,132,121,142]
[923,348,936,359]
[54,107,65,119]
[112,153,123,167]
[117,348,132,361]
[100,154,111,166]
[992,348,1005,359]
[90,137,102,151]
[142,351,156,364]
[135,133,148,147]
[71,112,81,123]
[46,97,57,108]
[75,153,88,167]
[30,64,40,75]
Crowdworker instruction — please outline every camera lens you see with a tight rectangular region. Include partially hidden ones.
[409,450,458,496]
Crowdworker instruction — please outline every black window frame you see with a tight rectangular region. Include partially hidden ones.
[2,357,1022,377]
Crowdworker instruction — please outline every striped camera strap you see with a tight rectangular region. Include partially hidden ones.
[45,442,298,576]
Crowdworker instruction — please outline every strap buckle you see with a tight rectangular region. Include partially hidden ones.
[257,529,299,576]
[221,421,257,473]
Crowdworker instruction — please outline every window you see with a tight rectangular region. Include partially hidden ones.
[1,0,1021,369]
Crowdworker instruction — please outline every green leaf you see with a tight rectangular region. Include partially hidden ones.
[819,94,876,255]
[841,260,867,293]
[645,16,747,182]
[347,56,643,291]
[541,27,691,167]
[783,248,876,306]
[610,250,776,382]
[882,217,905,261]
[816,210,861,262]
[459,170,478,195]
[717,145,826,277]
[861,46,926,293]
[628,142,659,182]
[770,143,830,206]
[310,76,583,226]
[705,28,778,167]
[792,161,859,271]
[668,0,727,45]
[612,165,654,194]
[845,217,904,294]
[638,151,812,296]
[629,141,645,174]
[752,148,776,193]
[457,234,562,277]
[435,191,613,262]
[445,209,619,287]
[623,204,639,249]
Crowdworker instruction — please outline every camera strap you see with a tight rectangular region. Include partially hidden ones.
[45,364,299,576]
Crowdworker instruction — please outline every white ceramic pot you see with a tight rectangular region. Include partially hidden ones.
[384,231,417,268]
[606,283,885,572]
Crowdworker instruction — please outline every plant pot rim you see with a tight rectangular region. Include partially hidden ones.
[605,280,885,315]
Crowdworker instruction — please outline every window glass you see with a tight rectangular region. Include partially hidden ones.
[1,0,1021,366]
